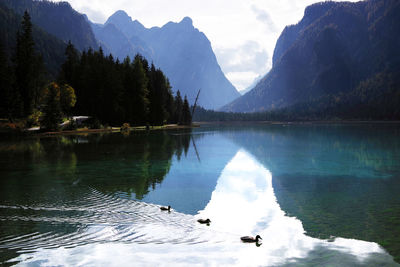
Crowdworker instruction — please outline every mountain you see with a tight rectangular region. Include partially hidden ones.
[90,20,153,62]
[92,11,240,109]
[240,75,263,95]
[0,2,66,76]
[1,0,98,51]
[222,0,400,115]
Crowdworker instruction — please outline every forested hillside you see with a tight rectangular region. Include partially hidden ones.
[2,0,98,51]
[222,0,400,120]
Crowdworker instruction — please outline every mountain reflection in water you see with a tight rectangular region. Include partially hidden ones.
[7,150,397,266]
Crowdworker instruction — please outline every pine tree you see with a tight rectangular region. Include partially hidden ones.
[149,64,170,125]
[165,79,175,124]
[14,11,45,117]
[181,96,192,125]
[131,55,149,124]
[59,41,79,85]
[121,56,133,122]
[173,90,183,124]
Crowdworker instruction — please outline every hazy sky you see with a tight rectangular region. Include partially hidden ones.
[55,0,358,91]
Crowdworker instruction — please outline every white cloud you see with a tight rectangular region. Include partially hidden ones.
[216,41,269,91]
[251,5,278,33]
[216,41,269,73]
[54,0,360,91]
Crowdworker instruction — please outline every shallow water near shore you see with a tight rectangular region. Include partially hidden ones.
[0,124,399,266]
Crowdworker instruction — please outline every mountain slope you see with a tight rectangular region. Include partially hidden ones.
[2,0,97,51]
[0,2,66,76]
[92,11,240,109]
[222,0,400,113]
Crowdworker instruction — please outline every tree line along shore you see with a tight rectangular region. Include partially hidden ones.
[0,11,193,134]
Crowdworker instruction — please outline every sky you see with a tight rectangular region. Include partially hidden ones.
[54,0,359,92]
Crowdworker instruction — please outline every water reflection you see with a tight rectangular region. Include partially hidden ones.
[6,150,397,266]
[0,130,198,263]
[220,123,400,261]
[197,150,395,266]
[0,130,193,203]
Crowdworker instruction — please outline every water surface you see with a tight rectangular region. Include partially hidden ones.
[0,124,399,266]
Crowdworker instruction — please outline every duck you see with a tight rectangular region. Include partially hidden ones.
[197,218,211,224]
[160,205,171,211]
[240,235,262,243]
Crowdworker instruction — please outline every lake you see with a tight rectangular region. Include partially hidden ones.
[1,123,400,266]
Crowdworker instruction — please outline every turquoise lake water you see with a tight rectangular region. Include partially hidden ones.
[0,123,399,266]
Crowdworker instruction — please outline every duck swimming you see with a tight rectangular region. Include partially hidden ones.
[160,205,171,211]
[197,218,211,224]
[240,235,262,243]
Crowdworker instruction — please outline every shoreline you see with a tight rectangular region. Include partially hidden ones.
[35,123,200,137]
[2,120,400,137]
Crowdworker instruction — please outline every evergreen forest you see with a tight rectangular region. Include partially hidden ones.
[0,11,192,131]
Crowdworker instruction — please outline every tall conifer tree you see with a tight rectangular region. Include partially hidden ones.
[14,11,45,117]
[131,55,149,124]
[174,90,183,124]
[181,96,192,125]
[59,41,79,85]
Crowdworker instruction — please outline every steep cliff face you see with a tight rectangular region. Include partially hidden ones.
[222,0,400,113]
[93,11,240,109]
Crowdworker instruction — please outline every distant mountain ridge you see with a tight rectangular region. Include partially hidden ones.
[222,0,400,115]
[92,11,240,109]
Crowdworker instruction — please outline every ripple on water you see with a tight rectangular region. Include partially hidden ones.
[0,188,227,257]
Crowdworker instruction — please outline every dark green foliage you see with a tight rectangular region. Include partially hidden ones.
[193,106,276,122]
[60,44,182,126]
[148,64,174,125]
[300,71,400,120]
[59,41,79,84]
[130,55,149,124]
[14,11,46,117]
[59,84,76,115]
[42,83,62,131]
[41,82,76,130]
[164,82,175,123]
[0,10,76,124]
[173,90,183,124]
[180,96,192,125]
